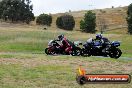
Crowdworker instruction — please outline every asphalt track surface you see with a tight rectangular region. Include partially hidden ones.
[95,56,132,61]
[0,52,132,61]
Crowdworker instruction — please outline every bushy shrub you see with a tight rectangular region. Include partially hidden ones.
[56,14,75,30]
[36,13,52,26]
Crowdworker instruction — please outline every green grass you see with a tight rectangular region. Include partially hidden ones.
[0,54,15,58]
[0,29,132,57]
[0,29,71,53]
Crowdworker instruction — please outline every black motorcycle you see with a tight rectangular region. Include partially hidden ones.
[81,39,122,59]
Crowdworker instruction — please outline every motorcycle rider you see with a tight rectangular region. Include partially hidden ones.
[94,34,110,55]
[94,34,110,45]
[94,34,103,43]
[57,34,72,54]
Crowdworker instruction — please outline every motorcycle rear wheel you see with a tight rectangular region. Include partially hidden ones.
[81,48,91,57]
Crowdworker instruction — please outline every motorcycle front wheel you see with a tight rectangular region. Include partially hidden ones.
[109,48,122,59]
[45,48,50,55]
[45,48,55,55]
[71,47,81,56]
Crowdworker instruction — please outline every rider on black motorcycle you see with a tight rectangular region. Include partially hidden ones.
[95,34,110,43]
[94,34,110,55]
[58,35,72,54]
[94,34,103,44]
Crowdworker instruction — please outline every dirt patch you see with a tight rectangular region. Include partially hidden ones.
[0,58,132,74]
[0,58,71,67]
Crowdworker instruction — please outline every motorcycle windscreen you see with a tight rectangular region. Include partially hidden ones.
[48,40,54,46]
[112,41,120,46]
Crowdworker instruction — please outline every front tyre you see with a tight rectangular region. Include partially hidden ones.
[45,48,50,55]
[45,48,55,55]
[109,48,122,59]
[71,47,81,56]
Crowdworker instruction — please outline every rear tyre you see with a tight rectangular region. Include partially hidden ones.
[81,48,91,57]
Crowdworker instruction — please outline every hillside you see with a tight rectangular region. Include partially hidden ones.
[52,6,128,33]
[0,6,128,33]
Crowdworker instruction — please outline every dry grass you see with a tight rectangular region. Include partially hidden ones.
[0,53,132,88]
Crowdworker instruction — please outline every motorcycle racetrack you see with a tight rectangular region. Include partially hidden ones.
[0,23,132,88]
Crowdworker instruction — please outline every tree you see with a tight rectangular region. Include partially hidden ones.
[0,0,35,24]
[80,11,96,33]
[36,13,52,26]
[0,1,4,19]
[127,3,132,34]
[56,14,75,30]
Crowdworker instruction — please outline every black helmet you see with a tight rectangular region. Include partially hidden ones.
[58,34,64,40]
[96,34,102,39]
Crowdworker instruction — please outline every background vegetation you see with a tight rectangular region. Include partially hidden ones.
[80,11,96,33]
[56,14,75,31]
[36,13,52,26]
[0,0,35,24]
[127,3,132,34]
